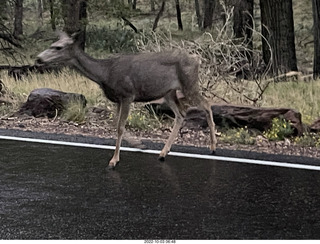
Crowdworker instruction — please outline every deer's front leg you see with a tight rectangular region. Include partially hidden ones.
[159,115,184,160]
[109,100,131,169]
[159,92,185,161]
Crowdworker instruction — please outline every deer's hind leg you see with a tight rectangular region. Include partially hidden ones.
[159,91,186,161]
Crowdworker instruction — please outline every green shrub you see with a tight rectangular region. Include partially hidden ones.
[294,132,320,147]
[220,126,256,145]
[263,117,294,141]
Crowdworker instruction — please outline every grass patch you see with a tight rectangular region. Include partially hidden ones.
[261,81,320,125]
[0,69,111,120]
[127,104,163,131]
[60,99,87,123]
[0,69,108,108]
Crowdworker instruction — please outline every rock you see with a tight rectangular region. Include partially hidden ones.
[17,88,87,118]
[310,118,320,132]
[284,138,291,146]
[147,103,303,136]
[0,80,13,105]
[256,135,269,147]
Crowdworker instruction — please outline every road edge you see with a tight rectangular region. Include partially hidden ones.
[1,128,319,166]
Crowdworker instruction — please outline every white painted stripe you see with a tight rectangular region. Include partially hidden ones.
[0,135,319,171]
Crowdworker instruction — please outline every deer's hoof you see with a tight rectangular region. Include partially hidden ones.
[210,144,217,152]
[158,155,166,162]
[211,150,216,155]
[158,149,168,161]
[108,164,116,170]
[108,161,119,170]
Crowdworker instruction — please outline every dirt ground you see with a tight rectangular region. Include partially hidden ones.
[0,107,319,160]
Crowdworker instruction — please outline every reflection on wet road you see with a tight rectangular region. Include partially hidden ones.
[1,139,320,239]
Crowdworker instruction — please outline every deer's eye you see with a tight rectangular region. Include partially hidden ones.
[51,46,63,51]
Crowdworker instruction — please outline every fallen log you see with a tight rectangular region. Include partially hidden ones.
[0,64,62,80]
[146,103,303,136]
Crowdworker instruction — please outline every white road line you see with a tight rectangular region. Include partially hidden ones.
[1,135,320,171]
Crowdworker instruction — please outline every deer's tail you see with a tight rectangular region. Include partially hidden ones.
[175,51,202,105]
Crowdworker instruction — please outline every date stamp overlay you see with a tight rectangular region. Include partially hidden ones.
[144,240,176,244]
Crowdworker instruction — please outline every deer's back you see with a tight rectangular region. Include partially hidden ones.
[102,51,200,103]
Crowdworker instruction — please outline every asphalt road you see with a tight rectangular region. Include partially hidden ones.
[1,137,320,239]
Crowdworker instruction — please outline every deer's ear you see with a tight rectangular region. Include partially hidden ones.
[71,31,82,41]
[56,31,70,40]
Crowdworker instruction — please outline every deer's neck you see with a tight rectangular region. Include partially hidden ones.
[71,46,109,85]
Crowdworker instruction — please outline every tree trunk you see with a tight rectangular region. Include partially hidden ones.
[194,0,202,29]
[233,0,253,48]
[233,0,254,77]
[313,0,320,79]
[175,0,183,30]
[13,0,23,38]
[62,0,78,35]
[0,0,7,23]
[78,0,87,50]
[48,0,56,30]
[152,0,166,31]
[260,0,298,75]
[132,0,137,10]
[37,0,43,19]
[62,0,88,50]
[203,0,215,29]
[150,0,155,11]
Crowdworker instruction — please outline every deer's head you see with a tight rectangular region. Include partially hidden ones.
[36,31,76,66]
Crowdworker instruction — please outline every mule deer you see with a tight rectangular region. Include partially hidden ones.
[36,32,217,168]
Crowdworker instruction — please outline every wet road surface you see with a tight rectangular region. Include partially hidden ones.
[1,139,320,239]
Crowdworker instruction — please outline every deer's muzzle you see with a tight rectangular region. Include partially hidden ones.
[35,58,45,67]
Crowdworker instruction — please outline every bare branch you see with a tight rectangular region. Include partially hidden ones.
[121,16,138,33]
